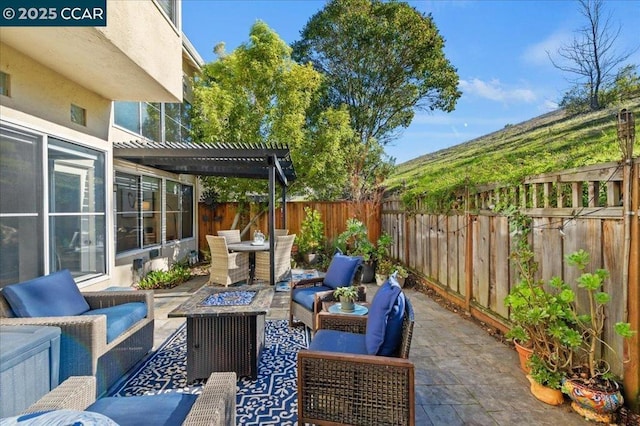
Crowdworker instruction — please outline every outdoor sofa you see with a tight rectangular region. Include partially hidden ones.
[0,269,154,396]
[3,373,236,425]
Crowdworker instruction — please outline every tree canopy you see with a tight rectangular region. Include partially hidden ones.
[190,21,354,201]
[292,0,460,201]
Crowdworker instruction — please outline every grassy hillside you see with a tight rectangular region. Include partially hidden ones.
[385,97,640,211]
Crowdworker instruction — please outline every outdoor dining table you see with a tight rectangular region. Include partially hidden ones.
[226,241,270,283]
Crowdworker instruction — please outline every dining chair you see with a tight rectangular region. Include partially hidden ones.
[254,234,295,283]
[273,229,289,237]
[216,229,241,244]
[206,235,249,287]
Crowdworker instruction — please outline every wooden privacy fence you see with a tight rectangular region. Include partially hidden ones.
[198,201,381,255]
[382,158,639,407]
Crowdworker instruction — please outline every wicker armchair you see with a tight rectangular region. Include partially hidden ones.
[0,289,154,397]
[206,235,250,287]
[254,234,295,283]
[20,373,236,426]
[273,228,289,237]
[216,229,241,244]
[297,297,415,426]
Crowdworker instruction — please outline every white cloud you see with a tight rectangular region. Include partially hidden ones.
[459,78,537,103]
[522,30,571,66]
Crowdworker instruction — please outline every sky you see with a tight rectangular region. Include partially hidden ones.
[181,0,640,164]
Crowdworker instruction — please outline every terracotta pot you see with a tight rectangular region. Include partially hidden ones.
[514,341,533,374]
[562,378,623,423]
[527,375,564,406]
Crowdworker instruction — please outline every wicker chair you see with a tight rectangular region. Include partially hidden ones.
[289,253,363,331]
[273,228,289,237]
[206,235,250,287]
[19,373,236,426]
[297,297,415,426]
[216,229,241,244]
[254,234,295,283]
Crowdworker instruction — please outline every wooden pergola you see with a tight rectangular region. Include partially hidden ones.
[113,140,296,286]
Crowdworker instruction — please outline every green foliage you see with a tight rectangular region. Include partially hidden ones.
[334,219,392,263]
[528,354,565,390]
[333,285,359,301]
[387,97,640,212]
[191,21,352,201]
[296,207,325,254]
[293,0,460,201]
[136,263,192,290]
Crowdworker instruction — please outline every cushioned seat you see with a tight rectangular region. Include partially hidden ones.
[297,274,415,425]
[87,393,198,426]
[81,302,147,344]
[289,252,363,330]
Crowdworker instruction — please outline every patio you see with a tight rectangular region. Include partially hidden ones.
[151,274,590,425]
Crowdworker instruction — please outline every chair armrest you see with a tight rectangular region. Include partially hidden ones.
[83,290,154,320]
[291,277,325,291]
[183,372,236,426]
[297,350,415,426]
[316,311,368,334]
[22,376,96,414]
[1,315,108,358]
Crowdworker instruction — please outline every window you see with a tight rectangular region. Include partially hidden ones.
[0,126,106,287]
[156,0,178,27]
[0,71,10,97]
[70,104,86,126]
[0,128,43,286]
[115,173,193,254]
[114,101,191,143]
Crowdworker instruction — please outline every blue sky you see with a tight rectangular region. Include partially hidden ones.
[182,0,640,164]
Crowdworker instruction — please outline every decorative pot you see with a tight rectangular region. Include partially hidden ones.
[561,378,624,423]
[360,263,375,283]
[514,341,533,374]
[526,375,564,406]
[375,273,387,286]
[339,297,355,312]
[304,253,318,264]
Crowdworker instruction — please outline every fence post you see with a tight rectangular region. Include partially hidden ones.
[624,159,639,411]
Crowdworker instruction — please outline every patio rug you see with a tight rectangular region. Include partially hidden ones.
[107,319,310,425]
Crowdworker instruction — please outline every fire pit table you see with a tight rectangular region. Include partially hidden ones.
[168,285,274,381]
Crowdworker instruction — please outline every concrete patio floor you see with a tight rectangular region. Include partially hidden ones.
[151,274,589,426]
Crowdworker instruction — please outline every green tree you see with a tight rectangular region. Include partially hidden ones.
[191,21,352,201]
[292,0,460,201]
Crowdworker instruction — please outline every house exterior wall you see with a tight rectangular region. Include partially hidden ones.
[0,0,196,291]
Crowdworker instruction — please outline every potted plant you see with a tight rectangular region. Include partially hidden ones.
[333,285,359,312]
[560,250,635,424]
[296,207,324,264]
[375,257,409,287]
[335,218,376,282]
[504,209,580,402]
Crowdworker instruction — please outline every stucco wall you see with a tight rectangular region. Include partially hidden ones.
[0,42,112,140]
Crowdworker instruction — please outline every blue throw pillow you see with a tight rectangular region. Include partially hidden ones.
[365,273,406,356]
[2,269,90,317]
[323,254,362,290]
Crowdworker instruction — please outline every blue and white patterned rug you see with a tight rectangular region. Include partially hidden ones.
[107,320,310,425]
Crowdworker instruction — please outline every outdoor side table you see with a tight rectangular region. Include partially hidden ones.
[168,285,274,382]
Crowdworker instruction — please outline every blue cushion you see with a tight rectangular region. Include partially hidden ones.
[2,409,119,425]
[310,329,368,355]
[292,285,333,311]
[2,270,90,317]
[87,394,198,426]
[82,302,147,343]
[323,254,362,290]
[365,274,405,356]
